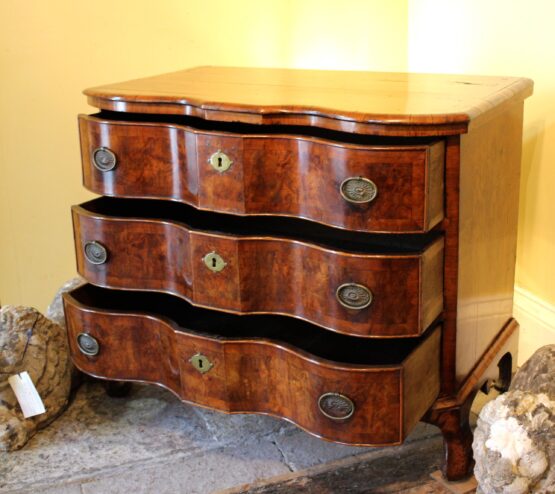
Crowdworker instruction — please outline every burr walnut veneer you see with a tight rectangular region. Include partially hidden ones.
[64,67,533,481]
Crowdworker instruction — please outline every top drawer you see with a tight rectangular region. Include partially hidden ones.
[79,114,445,234]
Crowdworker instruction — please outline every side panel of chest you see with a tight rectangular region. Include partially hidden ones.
[454,103,525,384]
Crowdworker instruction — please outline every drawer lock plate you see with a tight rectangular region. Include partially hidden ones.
[189,353,214,374]
[208,150,233,172]
[203,252,227,272]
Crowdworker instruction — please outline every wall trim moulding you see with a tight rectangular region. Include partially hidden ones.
[514,285,555,364]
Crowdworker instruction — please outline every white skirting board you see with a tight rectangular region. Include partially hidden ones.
[514,285,555,365]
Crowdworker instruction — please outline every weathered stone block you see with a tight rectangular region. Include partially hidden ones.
[473,345,555,494]
[0,306,72,451]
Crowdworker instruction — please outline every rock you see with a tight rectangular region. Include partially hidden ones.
[0,306,72,451]
[473,345,555,493]
[46,276,86,328]
[511,345,555,399]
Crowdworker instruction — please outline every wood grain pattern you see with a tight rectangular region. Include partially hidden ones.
[424,319,519,481]
[63,284,441,446]
[71,200,444,337]
[403,326,441,437]
[71,67,534,480]
[438,135,462,396]
[454,103,524,384]
[83,66,533,136]
[425,396,476,481]
[437,102,526,393]
[79,114,445,233]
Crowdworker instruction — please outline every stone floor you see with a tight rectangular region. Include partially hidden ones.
[0,379,485,494]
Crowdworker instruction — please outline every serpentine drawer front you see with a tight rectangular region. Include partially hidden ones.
[72,198,444,337]
[63,284,441,446]
[69,67,533,480]
[79,114,445,233]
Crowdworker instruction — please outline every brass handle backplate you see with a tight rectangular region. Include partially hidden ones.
[77,333,100,356]
[92,147,117,172]
[208,150,233,172]
[340,177,377,204]
[203,251,227,272]
[189,353,213,374]
[84,241,108,265]
[318,392,355,421]
[336,283,373,310]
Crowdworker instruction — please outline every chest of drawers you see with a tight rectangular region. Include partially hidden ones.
[63,67,532,480]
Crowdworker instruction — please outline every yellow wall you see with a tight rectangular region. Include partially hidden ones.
[2,0,552,349]
[408,0,555,306]
[0,0,408,311]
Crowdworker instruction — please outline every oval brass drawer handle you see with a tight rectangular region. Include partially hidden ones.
[92,147,117,172]
[336,283,373,310]
[77,333,100,356]
[340,177,377,204]
[208,150,233,172]
[84,241,108,265]
[318,392,355,421]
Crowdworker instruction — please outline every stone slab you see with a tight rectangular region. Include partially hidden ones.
[217,436,446,494]
[0,381,209,492]
[191,406,295,445]
[80,438,290,494]
[272,421,439,471]
[1,378,490,494]
[4,379,427,493]
[13,484,83,494]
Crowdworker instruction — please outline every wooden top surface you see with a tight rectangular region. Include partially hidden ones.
[84,66,533,136]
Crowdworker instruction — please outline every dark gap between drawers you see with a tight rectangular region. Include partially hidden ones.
[80,197,442,254]
[94,111,441,146]
[70,284,439,366]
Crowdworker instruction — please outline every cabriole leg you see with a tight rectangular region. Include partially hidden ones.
[424,392,476,481]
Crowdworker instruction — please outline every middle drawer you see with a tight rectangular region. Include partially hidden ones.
[72,198,444,338]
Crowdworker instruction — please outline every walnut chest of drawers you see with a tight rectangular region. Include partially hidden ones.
[63,67,533,480]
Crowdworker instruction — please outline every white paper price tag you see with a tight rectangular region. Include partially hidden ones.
[8,372,46,418]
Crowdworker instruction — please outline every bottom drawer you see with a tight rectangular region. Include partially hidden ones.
[63,284,440,446]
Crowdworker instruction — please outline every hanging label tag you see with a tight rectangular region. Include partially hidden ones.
[8,372,46,418]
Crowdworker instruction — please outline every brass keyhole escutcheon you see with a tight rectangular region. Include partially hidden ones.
[189,353,213,374]
[203,251,227,272]
[208,150,233,172]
